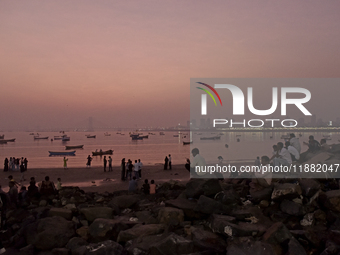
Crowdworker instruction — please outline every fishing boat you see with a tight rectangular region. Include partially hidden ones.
[159,132,165,135]
[183,141,192,145]
[34,136,49,140]
[86,135,96,138]
[3,138,15,142]
[116,132,121,134]
[62,136,70,141]
[131,134,143,140]
[65,145,84,150]
[92,149,113,156]
[104,132,111,136]
[54,135,67,140]
[49,151,76,156]
[140,135,149,139]
[200,136,221,140]
[0,140,7,144]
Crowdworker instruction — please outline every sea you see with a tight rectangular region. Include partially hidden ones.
[0,131,338,169]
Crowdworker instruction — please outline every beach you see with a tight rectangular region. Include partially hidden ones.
[0,164,191,193]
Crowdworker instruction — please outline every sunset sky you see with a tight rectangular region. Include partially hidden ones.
[1,1,339,130]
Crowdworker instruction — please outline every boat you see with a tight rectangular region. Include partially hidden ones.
[34,136,49,140]
[183,141,192,145]
[173,135,179,137]
[116,132,121,134]
[92,149,113,156]
[49,151,76,156]
[54,135,67,140]
[131,134,143,140]
[3,139,15,142]
[86,135,96,138]
[159,132,165,135]
[0,140,7,144]
[65,145,84,150]
[200,136,221,140]
[140,135,149,139]
[62,136,70,141]
[0,135,4,139]
[104,132,111,136]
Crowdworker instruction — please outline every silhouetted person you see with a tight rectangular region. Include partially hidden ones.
[142,179,150,195]
[121,158,126,180]
[303,135,321,153]
[86,155,92,168]
[8,181,18,209]
[164,156,169,170]
[103,156,107,172]
[168,154,172,170]
[40,176,56,200]
[3,158,8,172]
[108,156,112,171]
[24,158,28,171]
[27,178,40,201]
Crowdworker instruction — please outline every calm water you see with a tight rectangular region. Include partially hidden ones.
[0,131,338,169]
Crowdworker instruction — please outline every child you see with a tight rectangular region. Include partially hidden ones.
[142,179,150,195]
[150,180,156,194]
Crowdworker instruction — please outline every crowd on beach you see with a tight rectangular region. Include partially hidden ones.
[3,157,28,173]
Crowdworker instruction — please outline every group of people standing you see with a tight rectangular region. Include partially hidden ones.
[164,154,171,170]
[120,158,143,181]
[103,156,113,172]
[3,157,28,172]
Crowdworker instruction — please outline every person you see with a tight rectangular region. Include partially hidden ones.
[249,156,273,191]
[86,155,92,168]
[303,135,321,153]
[270,145,278,161]
[27,178,40,201]
[142,179,150,195]
[0,185,9,229]
[273,142,292,167]
[285,141,300,161]
[57,178,62,190]
[254,156,261,166]
[63,157,68,169]
[164,156,169,170]
[134,160,139,179]
[289,133,301,153]
[185,158,190,172]
[121,158,126,181]
[138,159,143,178]
[168,154,172,170]
[40,176,56,200]
[320,139,330,152]
[150,180,157,194]
[4,158,8,172]
[24,158,28,171]
[8,175,20,187]
[103,156,107,172]
[128,176,138,193]
[20,158,26,182]
[18,186,28,207]
[108,156,113,172]
[190,148,207,177]
[8,181,18,209]
[9,157,13,171]
[126,159,133,180]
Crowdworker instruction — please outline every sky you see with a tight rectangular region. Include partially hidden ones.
[1,0,340,130]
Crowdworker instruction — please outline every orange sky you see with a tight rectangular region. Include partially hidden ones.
[1,1,339,130]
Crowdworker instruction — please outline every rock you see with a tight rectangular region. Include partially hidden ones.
[72,240,126,255]
[51,248,70,255]
[227,238,276,255]
[89,217,137,242]
[64,204,77,210]
[194,195,231,215]
[39,200,48,207]
[214,188,241,206]
[76,226,89,240]
[108,194,141,209]
[117,224,165,243]
[66,237,88,250]
[280,199,304,216]
[149,233,194,255]
[271,183,302,201]
[299,179,320,198]
[324,190,340,213]
[249,187,273,203]
[19,244,35,255]
[191,227,227,253]
[208,214,237,235]
[165,198,202,219]
[48,208,73,220]
[300,213,314,226]
[185,179,222,198]
[263,222,292,245]
[259,200,270,208]
[80,207,114,222]
[288,237,307,255]
[135,211,158,224]
[25,216,76,250]
[157,207,184,225]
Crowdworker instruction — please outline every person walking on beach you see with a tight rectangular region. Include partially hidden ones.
[164,156,169,170]
[86,155,92,168]
[4,158,8,172]
[103,156,107,172]
[108,156,112,172]
[134,160,139,179]
[168,154,172,170]
[138,159,143,178]
[121,158,126,181]
[63,157,68,169]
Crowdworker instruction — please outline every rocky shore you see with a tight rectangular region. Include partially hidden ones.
[0,174,340,255]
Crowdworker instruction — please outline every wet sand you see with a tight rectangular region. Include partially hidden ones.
[0,164,191,193]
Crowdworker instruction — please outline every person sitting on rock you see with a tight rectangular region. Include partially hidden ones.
[39,176,56,200]
[285,141,300,161]
[272,142,292,167]
[150,180,157,194]
[18,186,28,208]
[141,179,150,195]
[128,176,138,193]
[27,178,40,202]
[249,156,273,191]
[303,135,321,153]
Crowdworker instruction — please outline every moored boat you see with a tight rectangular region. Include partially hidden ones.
[49,151,76,156]
[34,136,49,140]
[0,140,7,144]
[104,132,111,136]
[3,138,15,142]
[62,136,70,141]
[183,141,192,145]
[92,149,113,156]
[65,145,84,150]
[86,135,96,138]
[200,136,221,140]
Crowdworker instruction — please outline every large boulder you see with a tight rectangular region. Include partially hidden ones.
[299,179,320,198]
[191,226,227,253]
[24,216,76,250]
[185,179,222,198]
[280,199,305,216]
[165,198,203,219]
[157,207,184,225]
[108,195,141,209]
[89,217,137,242]
[48,208,73,220]
[271,183,302,201]
[324,190,340,213]
[194,195,231,215]
[149,233,194,255]
[249,187,273,203]
[135,211,158,224]
[117,224,165,243]
[80,207,114,222]
[66,237,88,251]
[72,240,126,255]
[227,238,276,255]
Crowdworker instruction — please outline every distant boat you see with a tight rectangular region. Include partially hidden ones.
[34,136,49,140]
[131,135,143,140]
[200,136,221,140]
[104,132,111,136]
[116,132,121,134]
[0,135,4,139]
[54,135,67,140]
[62,136,70,141]
[159,132,165,135]
[140,135,149,139]
[183,141,192,145]
[86,135,96,138]
[49,151,76,156]
[0,140,7,144]
[65,145,84,150]
[3,139,15,142]
[92,149,113,156]
[173,135,179,137]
